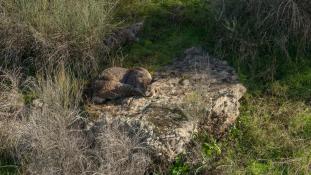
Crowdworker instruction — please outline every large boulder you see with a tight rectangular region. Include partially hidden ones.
[87,47,246,161]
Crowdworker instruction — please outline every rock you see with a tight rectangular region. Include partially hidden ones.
[86,47,246,161]
[184,47,202,56]
[32,99,44,108]
[179,79,190,86]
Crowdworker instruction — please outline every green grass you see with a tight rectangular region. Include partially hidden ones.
[284,67,311,100]
[122,25,206,70]
[223,97,311,174]
[119,0,212,70]
[119,1,311,174]
[169,94,311,174]
[0,155,18,175]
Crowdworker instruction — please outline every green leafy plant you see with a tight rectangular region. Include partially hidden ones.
[170,156,190,175]
[202,140,222,159]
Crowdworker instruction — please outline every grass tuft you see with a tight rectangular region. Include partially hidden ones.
[1,0,120,76]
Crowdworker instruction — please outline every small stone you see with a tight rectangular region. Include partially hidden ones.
[221,60,228,65]
[231,75,239,81]
[32,99,43,108]
[184,47,202,55]
[210,78,218,83]
[179,79,190,86]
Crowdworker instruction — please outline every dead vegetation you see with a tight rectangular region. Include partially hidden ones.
[0,0,120,76]
[211,0,311,82]
[0,69,151,175]
[0,69,25,119]
[0,0,154,174]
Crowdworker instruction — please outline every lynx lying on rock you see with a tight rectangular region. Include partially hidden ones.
[91,67,153,103]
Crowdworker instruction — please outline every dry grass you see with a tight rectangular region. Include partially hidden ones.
[210,0,311,82]
[2,0,117,39]
[95,123,152,175]
[0,68,25,119]
[0,1,153,174]
[214,0,311,39]
[0,0,120,76]
[0,68,151,175]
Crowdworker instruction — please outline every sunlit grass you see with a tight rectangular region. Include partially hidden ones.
[2,0,117,43]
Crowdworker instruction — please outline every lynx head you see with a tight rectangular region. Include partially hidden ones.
[125,67,153,96]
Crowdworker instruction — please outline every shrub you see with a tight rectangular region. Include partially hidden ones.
[210,0,311,82]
